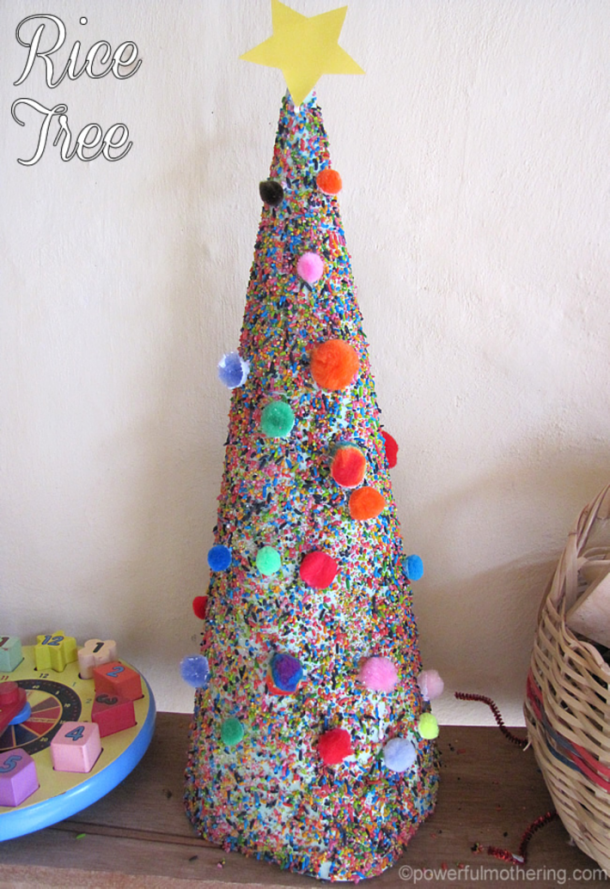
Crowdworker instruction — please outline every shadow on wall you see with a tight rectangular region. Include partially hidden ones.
[79,137,234,684]
[417,443,610,726]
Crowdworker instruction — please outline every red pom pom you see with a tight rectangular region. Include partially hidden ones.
[331,445,366,488]
[317,727,353,765]
[381,430,398,468]
[316,169,342,195]
[300,551,338,589]
[349,487,386,521]
[192,596,208,619]
[311,340,359,391]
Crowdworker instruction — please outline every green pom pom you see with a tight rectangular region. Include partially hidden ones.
[256,546,281,576]
[260,401,294,438]
[221,717,244,747]
[418,712,439,740]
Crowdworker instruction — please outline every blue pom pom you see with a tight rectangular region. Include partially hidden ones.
[208,544,232,571]
[405,554,424,581]
[218,352,249,389]
[180,654,210,689]
[383,737,417,773]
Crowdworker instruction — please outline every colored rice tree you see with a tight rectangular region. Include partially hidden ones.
[185,2,441,881]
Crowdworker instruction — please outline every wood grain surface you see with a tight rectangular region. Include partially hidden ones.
[0,714,607,888]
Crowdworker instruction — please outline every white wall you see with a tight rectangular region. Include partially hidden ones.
[2,0,609,725]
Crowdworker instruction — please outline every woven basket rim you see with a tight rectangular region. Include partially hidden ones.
[526,482,610,874]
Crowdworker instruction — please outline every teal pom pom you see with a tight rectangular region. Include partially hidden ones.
[256,546,281,576]
[405,554,424,581]
[208,544,232,571]
[221,716,244,747]
[260,401,295,438]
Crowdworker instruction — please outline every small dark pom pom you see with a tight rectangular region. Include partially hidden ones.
[259,180,284,206]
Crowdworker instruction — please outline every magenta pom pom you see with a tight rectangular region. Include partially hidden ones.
[358,656,398,692]
[297,252,324,286]
[417,669,444,702]
[299,551,338,589]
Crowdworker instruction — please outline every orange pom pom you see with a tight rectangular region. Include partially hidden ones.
[311,340,359,391]
[316,168,342,195]
[349,487,385,521]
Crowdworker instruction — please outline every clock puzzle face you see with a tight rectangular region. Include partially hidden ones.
[0,678,83,756]
[0,640,155,842]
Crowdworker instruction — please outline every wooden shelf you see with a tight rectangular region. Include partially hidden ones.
[1,714,607,887]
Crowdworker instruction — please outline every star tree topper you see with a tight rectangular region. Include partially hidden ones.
[240,0,364,106]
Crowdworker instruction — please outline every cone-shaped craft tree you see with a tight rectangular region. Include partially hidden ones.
[185,3,440,881]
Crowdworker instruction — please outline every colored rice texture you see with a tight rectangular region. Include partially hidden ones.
[184,92,438,883]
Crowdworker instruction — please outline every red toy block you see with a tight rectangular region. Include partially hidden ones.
[51,722,102,773]
[91,692,136,738]
[0,682,27,735]
[0,748,38,806]
[92,661,142,701]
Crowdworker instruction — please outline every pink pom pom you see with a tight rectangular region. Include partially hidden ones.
[358,657,398,692]
[417,669,444,702]
[297,252,324,286]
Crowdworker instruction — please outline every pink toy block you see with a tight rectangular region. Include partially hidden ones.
[91,692,136,737]
[0,748,38,807]
[93,661,142,701]
[51,722,102,774]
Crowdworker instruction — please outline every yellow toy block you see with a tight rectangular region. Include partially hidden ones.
[35,631,78,673]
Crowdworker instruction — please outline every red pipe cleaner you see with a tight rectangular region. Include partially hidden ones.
[454,691,528,748]
[488,811,559,864]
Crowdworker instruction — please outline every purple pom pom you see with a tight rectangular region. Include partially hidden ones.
[271,653,303,692]
[218,352,250,389]
[383,737,417,773]
[180,654,210,689]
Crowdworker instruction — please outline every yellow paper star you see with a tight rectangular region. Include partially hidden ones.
[240,0,364,106]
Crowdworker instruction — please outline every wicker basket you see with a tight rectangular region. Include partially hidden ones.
[525,484,610,874]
